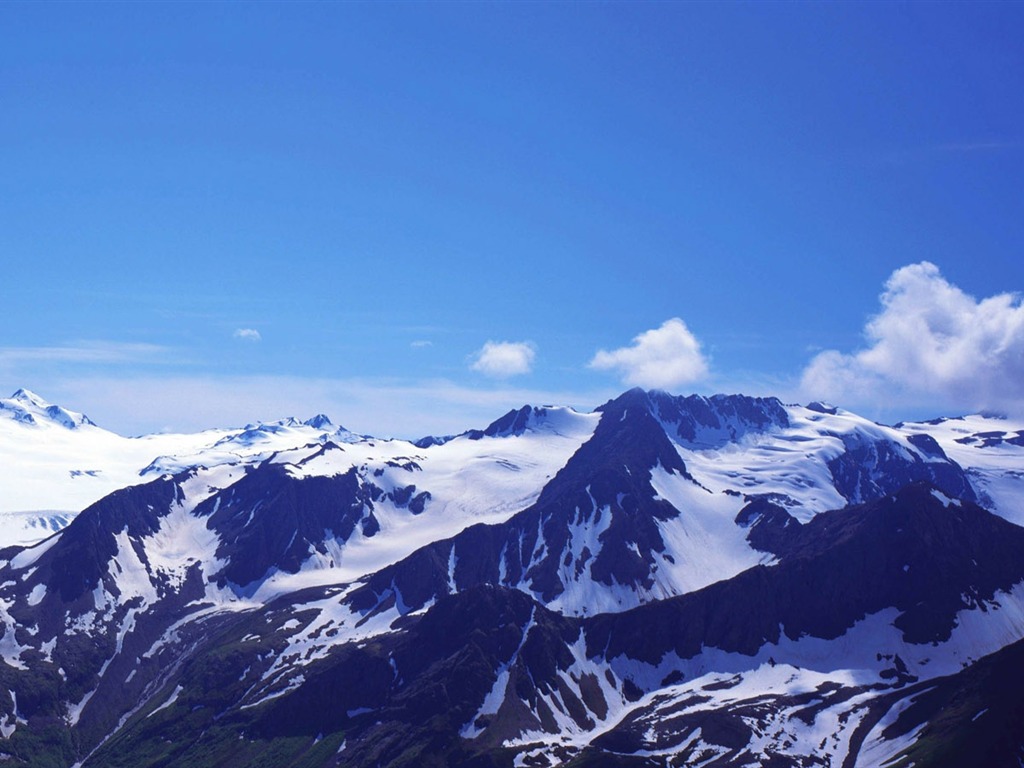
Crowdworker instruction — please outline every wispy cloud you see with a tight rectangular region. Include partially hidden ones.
[874,139,1024,167]
[470,341,536,378]
[590,318,709,389]
[410,340,433,349]
[801,261,1024,416]
[0,341,166,365]
[233,328,262,342]
[933,140,1024,153]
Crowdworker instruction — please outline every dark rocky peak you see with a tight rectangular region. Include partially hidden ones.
[411,433,453,448]
[302,413,334,430]
[532,387,691,517]
[775,482,1024,643]
[670,391,789,444]
[460,403,588,441]
[350,393,697,615]
[594,386,651,414]
[806,401,839,415]
[600,389,790,448]
[481,404,536,437]
[906,432,947,458]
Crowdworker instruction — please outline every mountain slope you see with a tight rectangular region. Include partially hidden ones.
[0,387,1022,766]
[50,485,1024,768]
[0,389,359,543]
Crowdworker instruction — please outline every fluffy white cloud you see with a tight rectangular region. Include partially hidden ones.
[801,262,1024,413]
[589,318,709,389]
[471,341,536,378]
[233,328,262,342]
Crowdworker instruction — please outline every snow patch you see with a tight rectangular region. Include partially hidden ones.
[26,583,46,606]
[147,685,183,718]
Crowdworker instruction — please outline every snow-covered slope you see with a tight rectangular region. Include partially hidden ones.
[0,387,1024,767]
[0,386,1006,596]
[0,386,1017,596]
[662,396,976,521]
[50,404,600,604]
[898,413,1024,527]
[0,391,600,550]
[0,390,359,536]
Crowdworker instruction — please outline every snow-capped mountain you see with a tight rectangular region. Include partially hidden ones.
[0,388,96,429]
[1,387,1024,766]
[0,389,371,545]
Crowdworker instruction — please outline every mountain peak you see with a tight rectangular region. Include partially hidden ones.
[454,404,594,442]
[303,414,334,429]
[10,388,48,408]
[597,389,790,448]
[1,388,95,429]
[806,401,839,415]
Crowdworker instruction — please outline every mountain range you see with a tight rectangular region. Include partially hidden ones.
[1,387,1024,766]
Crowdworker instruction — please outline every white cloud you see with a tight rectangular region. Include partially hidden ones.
[589,318,709,389]
[410,340,433,348]
[470,341,536,378]
[801,261,1024,414]
[233,328,262,342]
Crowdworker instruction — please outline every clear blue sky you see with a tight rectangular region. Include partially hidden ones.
[2,2,1023,435]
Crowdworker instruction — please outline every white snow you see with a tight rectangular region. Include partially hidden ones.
[0,391,372,545]
[855,689,933,767]
[461,608,537,738]
[26,583,46,606]
[899,413,1024,526]
[931,488,961,507]
[649,465,771,593]
[238,413,599,600]
[10,533,62,570]
[66,689,96,727]
[0,594,28,670]
[147,685,183,718]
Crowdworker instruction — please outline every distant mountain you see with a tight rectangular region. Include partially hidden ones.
[0,387,1024,766]
[0,389,363,543]
[0,388,95,429]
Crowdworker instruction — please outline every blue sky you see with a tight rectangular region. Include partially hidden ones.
[2,2,1023,435]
